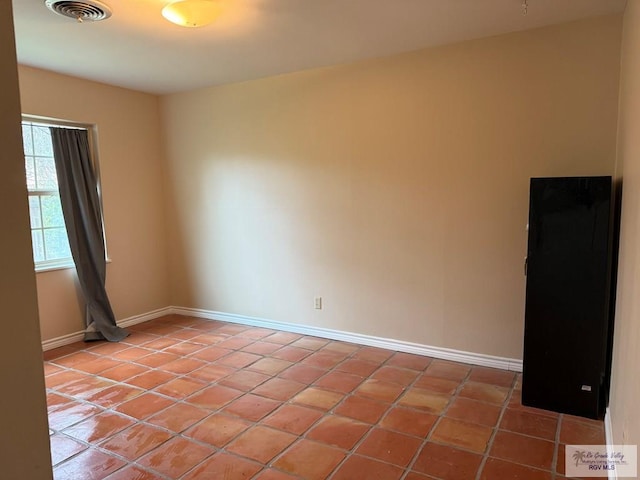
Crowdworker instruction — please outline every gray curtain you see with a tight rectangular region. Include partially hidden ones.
[50,127,128,342]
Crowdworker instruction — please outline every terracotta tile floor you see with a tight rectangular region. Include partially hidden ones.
[44,314,605,479]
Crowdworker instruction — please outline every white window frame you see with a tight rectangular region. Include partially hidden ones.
[22,115,109,273]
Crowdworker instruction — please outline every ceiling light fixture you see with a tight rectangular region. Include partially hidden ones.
[162,0,222,28]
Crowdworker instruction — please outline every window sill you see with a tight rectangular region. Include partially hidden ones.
[35,258,111,274]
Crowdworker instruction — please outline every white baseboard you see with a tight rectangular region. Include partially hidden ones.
[604,407,617,480]
[41,305,524,372]
[41,306,173,351]
[171,307,523,372]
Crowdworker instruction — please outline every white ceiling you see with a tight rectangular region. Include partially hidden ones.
[12,0,627,95]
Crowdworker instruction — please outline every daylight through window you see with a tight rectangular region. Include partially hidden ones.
[22,121,73,270]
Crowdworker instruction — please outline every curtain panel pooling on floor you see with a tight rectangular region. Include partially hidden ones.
[50,127,128,342]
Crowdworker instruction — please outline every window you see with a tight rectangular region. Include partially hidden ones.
[22,120,74,271]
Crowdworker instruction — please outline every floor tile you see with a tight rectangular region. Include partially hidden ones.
[125,370,176,390]
[241,341,283,355]
[62,411,135,443]
[306,415,370,449]
[336,358,380,377]
[252,377,306,401]
[264,331,303,345]
[314,370,364,393]
[185,385,243,410]
[146,403,209,433]
[182,452,262,480]
[53,448,125,480]
[223,393,281,421]
[332,455,404,480]
[226,426,297,463]
[372,365,420,386]
[459,381,510,405]
[241,327,277,339]
[446,397,502,426]
[302,351,347,369]
[386,352,433,371]
[188,363,235,382]
[52,351,101,368]
[469,366,516,387]
[253,469,300,480]
[292,387,343,410]
[500,408,558,440]
[425,360,471,381]
[50,434,87,466]
[115,393,173,420]
[430,417,493,453]
[508,390,560,418]
[85,384,144,408]
[273,439,345,479]
[138,436,214,478]
[219,369,271,391]
[290,337,329,351]
[189,333,228,345]
[47,392,74,413]
[412,442,482,480]
[56,376,115,399]
[87,341,131,356]
[112,347,154,362]
[334,395,389,424]
[380,406,438,437]
[263,404,324,435]
[356,427,422,467]
[271,345,313,362]
[189,345,232,361]
[44,363,64,376]
[135,352,180,368]
[560,416,605,444]
[100,423,172,461]
[354,346,395,363]
[73,357,122,375]
[414,374,461,394]
[480,457,553,480]
[153,377,207,399]
[185,413,251,447]
[139,337,177,351]
[164,342,203,356]
[48,402,103,431]
[398,388,450,414]
[99,363,149,382]
[218,351,262,368]
[103,465,159,480]
[217,337,256,351]
[279,364,326,384]
[158,357,206,374]
[355,378,405,402]
[46,370,92,390]
[490,430,555,470]
[247,357,293,375]
[321,341,360,355]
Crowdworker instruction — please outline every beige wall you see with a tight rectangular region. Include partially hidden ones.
[609,0,640,447]
[0,2,52,478]
[18,66,170,342]
[162,15,621,360]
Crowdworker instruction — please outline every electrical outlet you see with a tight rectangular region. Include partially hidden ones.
[314,297,322,309]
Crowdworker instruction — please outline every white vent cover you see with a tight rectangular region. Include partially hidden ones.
[44,0,112,22]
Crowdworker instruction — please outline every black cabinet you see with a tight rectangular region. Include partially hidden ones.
[522,176,616,419]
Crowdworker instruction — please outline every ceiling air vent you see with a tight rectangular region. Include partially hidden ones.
[44,0,112,23]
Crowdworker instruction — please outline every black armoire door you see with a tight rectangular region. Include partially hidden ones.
[523,176,614,419]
